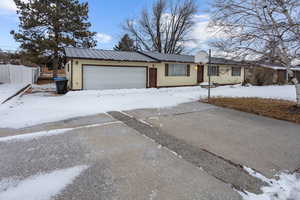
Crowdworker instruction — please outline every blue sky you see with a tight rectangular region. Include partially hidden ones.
[0,0,212,52]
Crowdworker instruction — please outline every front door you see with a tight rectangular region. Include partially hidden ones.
[149,68,157,88]
[197,65,204,83]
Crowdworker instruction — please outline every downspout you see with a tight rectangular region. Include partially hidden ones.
[71,59,73,90]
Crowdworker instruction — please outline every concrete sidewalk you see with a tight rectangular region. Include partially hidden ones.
[126,102,300,178]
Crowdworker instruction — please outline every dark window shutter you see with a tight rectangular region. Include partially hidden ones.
[187,64,190,76]
[165,64,169,76]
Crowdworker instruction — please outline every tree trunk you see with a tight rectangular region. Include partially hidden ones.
[53,0,59,78]
[296,84,300,107]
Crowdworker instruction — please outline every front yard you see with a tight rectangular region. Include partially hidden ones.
[0,83,28,104]
[207,98,300,124]
[0,84,297,128]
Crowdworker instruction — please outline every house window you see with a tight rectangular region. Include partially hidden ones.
[166,64,190,76]
[232,67,241,76]
[67,64,70,72]
[208,65,219,76]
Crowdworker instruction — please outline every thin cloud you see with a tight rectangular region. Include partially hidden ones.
[96,33,113,44]
[0,0,17,12]
[185,14,227,50]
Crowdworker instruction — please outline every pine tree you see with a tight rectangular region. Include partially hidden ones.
[11,0,97,77]
[114,34,137,51]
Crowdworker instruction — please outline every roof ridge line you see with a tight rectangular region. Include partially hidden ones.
[141,50,194,57]
[64,47,142,54]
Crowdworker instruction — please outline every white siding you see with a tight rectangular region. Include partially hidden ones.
[0,64,39,84]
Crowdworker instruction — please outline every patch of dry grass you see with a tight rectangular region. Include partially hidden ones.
[205,98,300,124]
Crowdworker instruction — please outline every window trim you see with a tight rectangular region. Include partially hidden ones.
[207,65,219,76]
[231,66,241,76]
[165,63,190,77]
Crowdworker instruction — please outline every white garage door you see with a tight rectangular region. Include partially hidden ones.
[83,66,147,90]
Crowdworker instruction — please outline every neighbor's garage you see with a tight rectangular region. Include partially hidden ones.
[83,65,147,90]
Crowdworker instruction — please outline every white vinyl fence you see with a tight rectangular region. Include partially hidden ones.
[0,64,40,84]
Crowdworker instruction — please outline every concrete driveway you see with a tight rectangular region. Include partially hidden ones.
[0,101,299,199]
[0,113,241,200]
[125,102,300,178]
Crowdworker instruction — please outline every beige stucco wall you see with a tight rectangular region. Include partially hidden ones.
[203,64,245,84]
[70,59,157,90]
[69,58,198,89]
[156,62,197,87]
[64,60,72,88]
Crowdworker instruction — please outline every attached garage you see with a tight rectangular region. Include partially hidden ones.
[82,65,147,90]
[65,47,199,90]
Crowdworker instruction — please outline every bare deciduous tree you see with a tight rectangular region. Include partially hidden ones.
[124,0,197,54]
[209,0,300,107]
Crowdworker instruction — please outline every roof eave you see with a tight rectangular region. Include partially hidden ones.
[65,56,160,63]
[161,60,196,64]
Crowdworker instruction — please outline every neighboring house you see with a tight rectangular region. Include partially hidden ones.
[200,57,246,85]
[294,65,300,81]
[64,47,246,90]
[245,63,300,85]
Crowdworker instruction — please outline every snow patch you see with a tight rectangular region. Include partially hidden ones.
[0,165,88,200]
[31,84,56,92]
[0,122,122,143]
[149,189,158,200]
[199,82,209,86]
[243,167,272,184]
[0,83,28,103]
[241,166,300,200]
[0,128,74,143]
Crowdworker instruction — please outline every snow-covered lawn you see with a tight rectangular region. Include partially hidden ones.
[0,85,296,129]
[0,165,88,200]
[0,83,28,104]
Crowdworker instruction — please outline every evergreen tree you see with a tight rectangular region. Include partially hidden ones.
[114,34,137,51]
[11,0,97,77]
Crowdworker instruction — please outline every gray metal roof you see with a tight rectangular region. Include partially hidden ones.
[140,51,195,63]
[65,47,246,65]
[64,47,158,62]
[210,57,244,65]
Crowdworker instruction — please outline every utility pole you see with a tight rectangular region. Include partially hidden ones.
[208,49,211,102]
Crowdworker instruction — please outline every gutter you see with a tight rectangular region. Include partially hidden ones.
[65,56,160,63]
